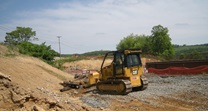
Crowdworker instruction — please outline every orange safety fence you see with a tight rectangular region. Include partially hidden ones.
[147,65,208,75]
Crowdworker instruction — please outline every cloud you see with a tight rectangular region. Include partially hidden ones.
[1,0,208,53]
[174,23,189,26]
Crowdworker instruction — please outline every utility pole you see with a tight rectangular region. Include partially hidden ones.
[57,36,61,58]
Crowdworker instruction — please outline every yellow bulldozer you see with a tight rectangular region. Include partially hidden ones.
[60,49,148,95]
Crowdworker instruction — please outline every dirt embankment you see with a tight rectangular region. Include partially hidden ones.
[0,45,89,110]
[62,58,153,73]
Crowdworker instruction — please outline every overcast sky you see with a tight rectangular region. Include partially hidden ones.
[0,0,207,54]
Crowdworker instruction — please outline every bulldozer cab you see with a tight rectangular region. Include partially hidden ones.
[114,51,124,75]
[100,49,142,79]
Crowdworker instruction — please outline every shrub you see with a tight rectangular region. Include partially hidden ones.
[18,42,58,61]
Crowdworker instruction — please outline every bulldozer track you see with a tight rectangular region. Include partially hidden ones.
[96,79,132,95]
[140,75,148,90]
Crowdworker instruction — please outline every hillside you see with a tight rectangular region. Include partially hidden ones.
[0,45,90,111]
[174,44,208,53]
[174,44,208,59]
[0,55,72,91]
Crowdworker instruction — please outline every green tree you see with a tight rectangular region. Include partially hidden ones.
[135,35,152,54]
[116,25,175,59]
[18,42,58,61]
[4,26,37,45]
[116,34,135,50]
[116,34,152,54]
[134,35,147,48]
[150,25,174,59]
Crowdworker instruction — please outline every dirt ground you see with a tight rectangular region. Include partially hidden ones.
[62,57,156,73]
[0,45,208,111]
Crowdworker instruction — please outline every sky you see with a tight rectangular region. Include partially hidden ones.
[0,0,208,54]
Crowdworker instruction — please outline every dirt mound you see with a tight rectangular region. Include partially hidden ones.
[0,56,73,91]
[63,59,112,71]
[64,58,149,70]
[63,58,157,72]
[0,45,90,110]
[0,72,90,111]
[0,55,73,110]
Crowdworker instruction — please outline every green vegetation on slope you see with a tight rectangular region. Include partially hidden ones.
[174,44,208,60]
[18,42,58,61]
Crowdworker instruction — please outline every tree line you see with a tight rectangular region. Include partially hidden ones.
[116,25,174,60]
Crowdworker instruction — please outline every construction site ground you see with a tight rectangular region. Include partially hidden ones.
[0,45,208,111]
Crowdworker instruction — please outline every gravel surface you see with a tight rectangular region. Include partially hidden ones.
[80,74,208,110]
[80,95,110,108]
[131,74,208,98]
[129,74,208,108]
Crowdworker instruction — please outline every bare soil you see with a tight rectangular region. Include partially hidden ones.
[0,45,207,111]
